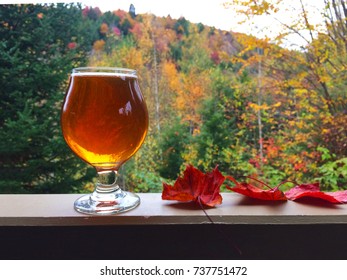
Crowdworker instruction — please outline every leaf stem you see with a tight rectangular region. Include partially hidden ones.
[244,176,273,190]
[275,180,298,190]
[227,175,273,190]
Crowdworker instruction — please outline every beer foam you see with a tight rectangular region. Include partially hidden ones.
[71,72,137,79]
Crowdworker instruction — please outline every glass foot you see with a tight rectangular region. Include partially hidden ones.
[74,189,140,215]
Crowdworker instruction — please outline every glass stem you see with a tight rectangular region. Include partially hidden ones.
[95,170,120,193]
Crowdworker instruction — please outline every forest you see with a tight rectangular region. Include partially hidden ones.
[0,1,346,194]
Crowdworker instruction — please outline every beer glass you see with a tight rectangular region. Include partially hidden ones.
[61,67,148,214]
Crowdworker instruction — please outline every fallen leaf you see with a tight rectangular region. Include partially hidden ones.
[225,175,287,201]
[162,165,347,205]
[285,183,347,203]
[162,165,224,207]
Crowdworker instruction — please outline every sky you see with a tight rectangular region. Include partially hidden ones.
[80,0,326,49]
[81,0,237,31]
[0,0,244,33]
[1,0,326,48]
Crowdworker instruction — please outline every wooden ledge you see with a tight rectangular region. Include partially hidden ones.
[0,193,347,226]
[1,193,347,226]
[2,193,347,259]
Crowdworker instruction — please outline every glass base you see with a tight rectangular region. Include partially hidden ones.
[74,189,140,215]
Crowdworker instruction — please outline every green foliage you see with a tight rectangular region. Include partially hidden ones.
[124,167,164,193]
[169,41,184,62]
[120,18,132,35]
[0,3,96,193]
[102,11,121,27]
[197,23,205,33]
[191,69,249,176]
[158,118,191,179]
[123,134,163,193]
[258,165,287,188]
[174,17,190,36]
[315,147,347,190]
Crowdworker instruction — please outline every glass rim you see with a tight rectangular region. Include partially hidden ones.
[72,67,137,77]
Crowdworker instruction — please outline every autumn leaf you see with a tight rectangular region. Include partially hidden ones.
[285,183,347,203]
[162,165,224,207]
[162,165,347,206]
[225,175,287,201]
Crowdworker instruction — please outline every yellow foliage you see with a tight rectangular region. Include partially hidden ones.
[123,48,144,70]
[249,102,270,112]
[162,61,180,92]
[296,120,305,129]
[292,88,308,96]
[173,71,211,128]
[308,106,318,113]
[295,132,309,143]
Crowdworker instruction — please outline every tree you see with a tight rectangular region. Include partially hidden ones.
[158,117,191,179]
[223,1,347,187]
[184,68,255,177]
[225,0,347,122]
[0,4,96,193]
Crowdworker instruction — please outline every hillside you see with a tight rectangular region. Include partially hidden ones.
[0,3,346,194]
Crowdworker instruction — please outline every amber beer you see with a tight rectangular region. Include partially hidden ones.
[61,70,148,171]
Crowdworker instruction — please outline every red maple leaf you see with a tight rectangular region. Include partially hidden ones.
[285,183,347,203]
[225,175,287,201]
[162,165,225,207]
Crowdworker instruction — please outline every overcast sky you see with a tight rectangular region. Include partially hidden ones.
[1,0,325,48]
[81,0,237,31]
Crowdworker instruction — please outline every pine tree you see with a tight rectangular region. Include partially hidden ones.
[0,4,96,193]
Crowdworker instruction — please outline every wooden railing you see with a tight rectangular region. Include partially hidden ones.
[1,193,347,259]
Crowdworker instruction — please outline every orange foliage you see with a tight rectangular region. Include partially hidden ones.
[263,138,280,159]
[92,39,105,51]
[175,72,209,130]
[99,23,108,34]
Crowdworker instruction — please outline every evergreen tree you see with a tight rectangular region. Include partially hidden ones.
[191,68,254,177]
[158,118,191,179]
[0,4,96,193]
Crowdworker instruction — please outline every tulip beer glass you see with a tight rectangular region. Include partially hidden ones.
[61,67,148,214]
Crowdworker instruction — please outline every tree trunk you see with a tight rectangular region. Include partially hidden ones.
[151,31,160,132]
[257,49,264,169]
